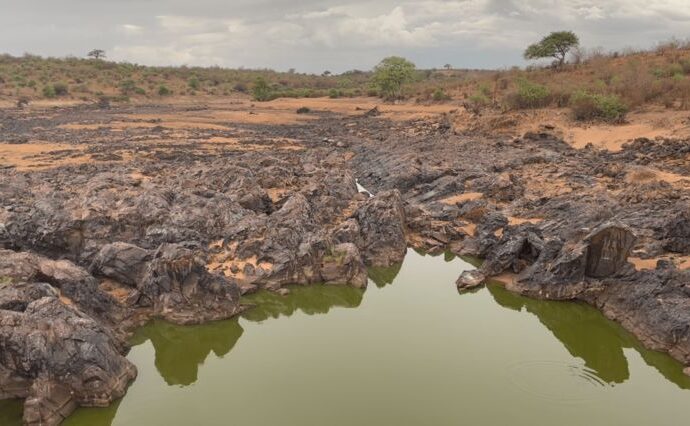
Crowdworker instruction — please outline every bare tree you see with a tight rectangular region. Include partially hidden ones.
[87,49,106,60]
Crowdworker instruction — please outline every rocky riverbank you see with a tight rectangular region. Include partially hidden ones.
[0,98,688,424]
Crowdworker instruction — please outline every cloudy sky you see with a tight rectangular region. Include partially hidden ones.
[2,0,690,73]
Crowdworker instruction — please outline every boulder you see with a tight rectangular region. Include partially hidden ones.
[139,244,242,325]
[320,243,368,289]
[0,249,120,323]
[456,270,486,290]
[584,222,636,278]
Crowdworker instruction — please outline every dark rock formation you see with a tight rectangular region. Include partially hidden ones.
[355,190,407,266]
[0,282,136,426]
[92,242,243,325]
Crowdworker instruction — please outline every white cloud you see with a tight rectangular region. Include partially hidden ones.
[120,24,143,35]
[92,0,690,71]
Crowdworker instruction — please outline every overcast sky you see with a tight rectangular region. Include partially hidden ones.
[2,1,690,73]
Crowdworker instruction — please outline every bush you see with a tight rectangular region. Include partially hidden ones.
[432,88,451,101]
[53,82,69,96]
[233,82,248,93]
[464,94,490,114]
[158,85,172,96]
[328,88,342,98]
[570,90,628,122]
[506,80,550,109]
[296,106,311,114]
[188,76,200,90]
[119,79,137,95]
[252,77,272,101]
[42,84,56,98]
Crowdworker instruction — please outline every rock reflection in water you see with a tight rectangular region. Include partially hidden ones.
[487,283,690,389]
[242,285,364,322]
[130,319,244,386]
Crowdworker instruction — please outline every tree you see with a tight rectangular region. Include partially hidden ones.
[444,64,452,70]
[372,56,416,100]
[524,31,579,68]
[87,49,106,60]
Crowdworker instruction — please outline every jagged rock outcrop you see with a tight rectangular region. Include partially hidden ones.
[0,282,136,426]
[355,190,407,266]
[0,249,121,324]
[92,242,242,325]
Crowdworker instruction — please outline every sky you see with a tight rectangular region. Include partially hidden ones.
[2,0,690,73]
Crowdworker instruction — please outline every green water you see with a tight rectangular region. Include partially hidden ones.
[3,250,690,425]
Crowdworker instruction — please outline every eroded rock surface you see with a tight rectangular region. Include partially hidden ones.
[1,101,689,423]
[0,282,135,426]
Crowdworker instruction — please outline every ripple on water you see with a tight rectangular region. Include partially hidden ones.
[507,360,610,404]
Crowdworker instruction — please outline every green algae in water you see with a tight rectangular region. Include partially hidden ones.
[4,250,690,425]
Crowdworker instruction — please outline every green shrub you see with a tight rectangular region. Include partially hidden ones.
[432,88,451,101]
[42,84,56,98]
[328,88,342,98]
[188,76,200,90]
[570,90,628,122]
[158,85,172,96]
[119,79,137,95]
[506,80,550,109]
[252,77,272,101]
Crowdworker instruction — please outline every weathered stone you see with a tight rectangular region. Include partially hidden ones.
[0,284,136,425]
[584,222,636,278]
[355,190,407,267]
[456,270,486,290]
[321,243,368,289]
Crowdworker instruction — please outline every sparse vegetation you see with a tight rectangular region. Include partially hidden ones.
[2,40,690,117]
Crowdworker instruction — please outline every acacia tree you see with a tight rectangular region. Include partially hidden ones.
[372,56,416,100]
[87,49,106,59]
[524,31,579,68]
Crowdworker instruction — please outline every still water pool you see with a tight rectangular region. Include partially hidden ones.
[2,250,689,425]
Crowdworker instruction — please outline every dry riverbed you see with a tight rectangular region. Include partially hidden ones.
[0,96,689,424]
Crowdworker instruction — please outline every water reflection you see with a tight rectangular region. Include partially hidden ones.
[130,319,244,386]
[0,400,22,425]
[242,285,364,321]
[367,264,403,288]
[487,283,690,389]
